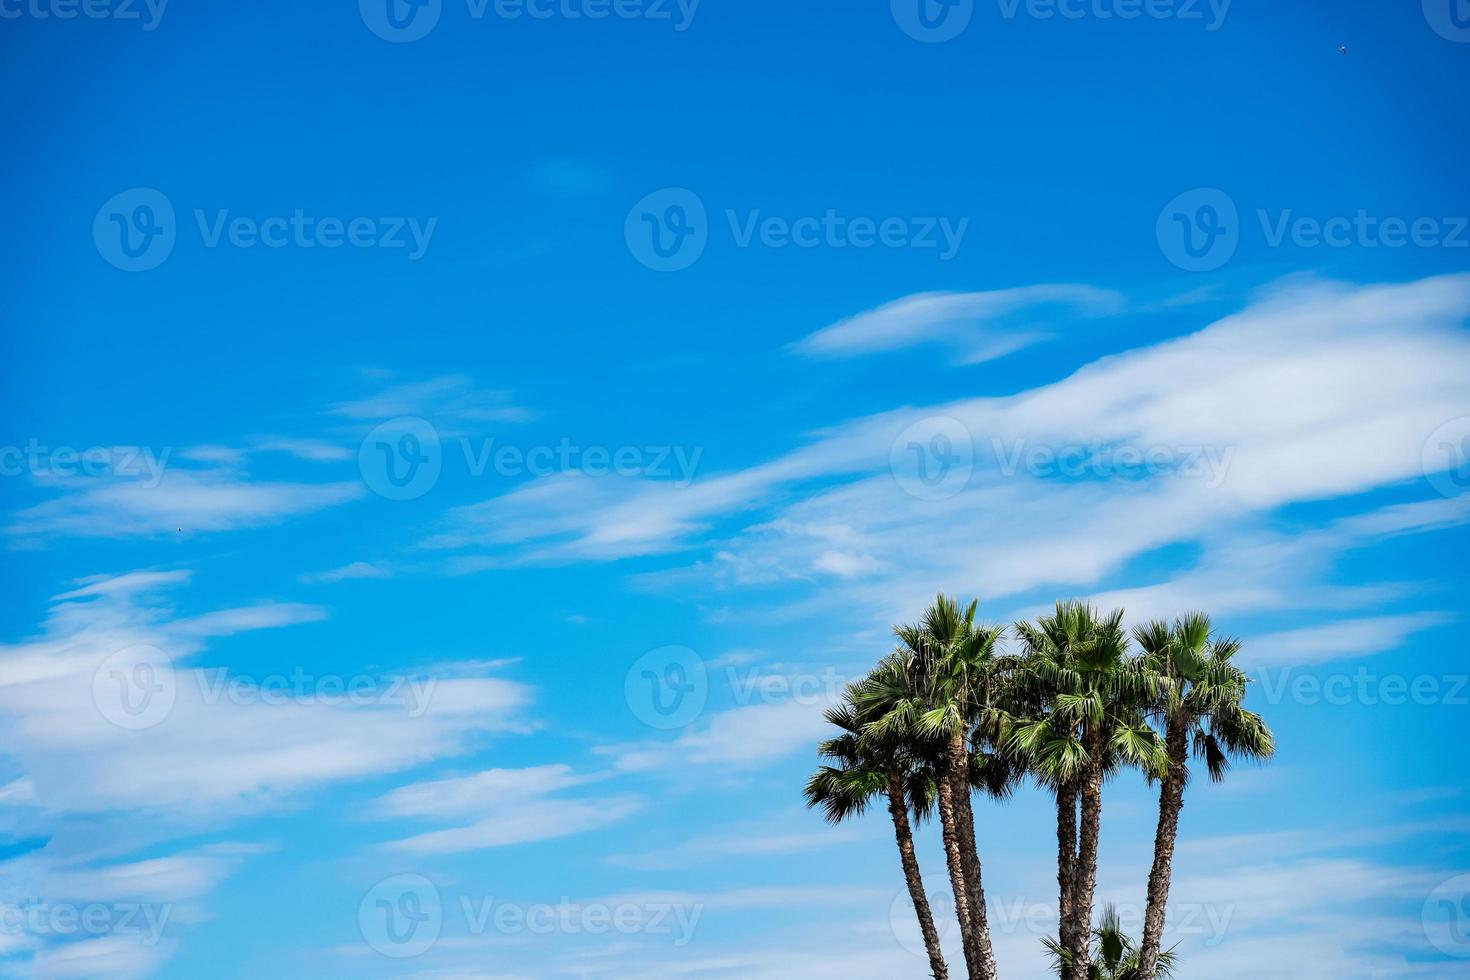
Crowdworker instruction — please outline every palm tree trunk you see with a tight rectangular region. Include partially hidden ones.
[1054,784,1078,979]
[948,730,998,980]
[886,767,949,980]
[936,752,983,979]
[1069,727,1105,980]
[1137,719,1188,979]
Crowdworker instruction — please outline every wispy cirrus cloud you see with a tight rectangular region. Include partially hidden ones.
[600,695,839,776]
[0,570,532,818]
[369,764,638,854]
[1,841,264,978]
[297,560,392,585]
[6,467,362,540]
[607,809,865,871]
[426,275,1470,632]
[791,284,1123,362]
[330,373,534,426]
[1235,612,1454,670]
[0,569,542,976]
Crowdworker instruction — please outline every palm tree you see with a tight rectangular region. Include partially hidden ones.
[1132,615,1274,980]
[1003,662,1089,980]
[864,595,1007,980]
[806,672,950,980]
[1045,903,1179,980]
[1010,602,1167,980]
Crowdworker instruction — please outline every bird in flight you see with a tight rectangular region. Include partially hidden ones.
[1339,44,1348,55]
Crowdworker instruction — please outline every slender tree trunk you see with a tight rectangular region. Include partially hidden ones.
[1054,784,1078,980]
[948,729,998,980]
[1069,726,1105,980]
[936,751,982,979]
[1137,719,1188,980]
[886,767,950,980]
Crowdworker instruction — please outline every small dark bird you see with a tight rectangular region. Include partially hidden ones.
[1338,44,1347,55]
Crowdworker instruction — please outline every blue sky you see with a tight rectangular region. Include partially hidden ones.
[2,1,1469,977]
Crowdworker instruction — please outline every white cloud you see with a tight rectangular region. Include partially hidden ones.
[298,561,391,585]
[1242,612,1453,669]
[602,695,839,774]
[0,572,532,818]
[382,795,641,855]
[30,934,174,980]
[53,570,193,601]
[252,437,353,462]
[792,284,1123,362]
[1085,496,1470,628]
[370,764,637,855]
[429,275,1470,596]
[369,764,599,819]
[7,468,362,539]
[330,374,533,426]
[2,842,259,979]
[608,810,865,870]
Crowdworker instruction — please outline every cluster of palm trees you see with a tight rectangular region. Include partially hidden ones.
[805,596,1275,980]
